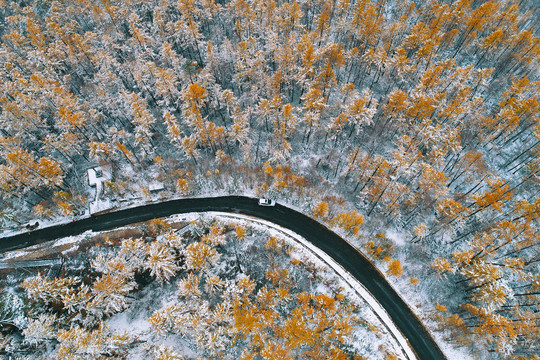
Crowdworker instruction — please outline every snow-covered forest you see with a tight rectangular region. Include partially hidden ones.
[1,214,408,359]
[0,0,538,358]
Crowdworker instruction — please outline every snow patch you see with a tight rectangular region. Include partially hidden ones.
[386,229,407,247]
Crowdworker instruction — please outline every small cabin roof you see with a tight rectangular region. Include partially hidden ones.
[87,166,111,186]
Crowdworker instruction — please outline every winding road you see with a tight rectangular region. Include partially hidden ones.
[0,196,446,360]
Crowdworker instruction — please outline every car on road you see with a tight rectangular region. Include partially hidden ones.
[258,198,275,206]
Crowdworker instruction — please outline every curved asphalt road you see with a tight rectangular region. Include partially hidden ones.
[0,196,446,360]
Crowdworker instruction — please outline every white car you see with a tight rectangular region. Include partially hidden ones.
[258,198,276,206]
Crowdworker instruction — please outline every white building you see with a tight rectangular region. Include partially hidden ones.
[87,166,113,215]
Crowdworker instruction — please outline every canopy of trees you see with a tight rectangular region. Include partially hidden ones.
[0,0,538,358]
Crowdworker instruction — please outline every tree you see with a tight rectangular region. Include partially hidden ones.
[87,264,136,317]
[300,86,326,143]
[235,225,247,240]
[346,89,378,136]
[386,259,403,277]
[153,345,182,360]
[22,314,56,346]
[89,141,113,163]
[56,322,131,359]
[329,211,364,235]
[313,201,329,218]
[472,178,513,213]
[184,241,220,272]
[202,222,226,247]
[431,257,453,277]
[145,241,179,283]
[1,148,64,196]
[21,274,79,305]
[126,92,157,158]
[163,112,185,152]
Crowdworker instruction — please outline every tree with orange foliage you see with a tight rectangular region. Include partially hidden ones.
[330,211,364,236]
[386,258,403,277]
[313,201,329,219]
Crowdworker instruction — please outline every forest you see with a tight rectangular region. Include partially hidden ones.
[3,215,404,359]
[0,0,538,359]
